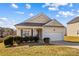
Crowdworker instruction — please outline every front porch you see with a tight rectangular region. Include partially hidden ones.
[18,27,43,39]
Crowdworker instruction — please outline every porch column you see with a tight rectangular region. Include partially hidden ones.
[21,29,23,37]
[31,28,33,36]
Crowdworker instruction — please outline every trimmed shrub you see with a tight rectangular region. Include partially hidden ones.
[22,36,29,42]
[29,36,34,42]
[28,36,39,42]
[22,36,39,43]
[4,36,13,47]
[44,37,50,44]
[33,36,39,43]
[14,36,23,45]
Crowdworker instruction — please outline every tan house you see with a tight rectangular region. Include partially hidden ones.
[15,13,66,42]
[67,16,79,36]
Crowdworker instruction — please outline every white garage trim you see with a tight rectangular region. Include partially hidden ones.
[42,27,64,42]
[43,32,64,41]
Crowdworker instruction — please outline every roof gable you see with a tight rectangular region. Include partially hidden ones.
[15,13,64,27]
[43,19,64,27]
[25,13,51,23]
[67,16,79,24]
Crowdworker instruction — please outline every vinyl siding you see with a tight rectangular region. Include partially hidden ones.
[67,22,79,36]
[42,27,65,41]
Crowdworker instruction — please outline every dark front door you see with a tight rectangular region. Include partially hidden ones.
[36,29,42,39]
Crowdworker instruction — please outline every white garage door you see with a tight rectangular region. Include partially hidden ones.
[43,33,64,41]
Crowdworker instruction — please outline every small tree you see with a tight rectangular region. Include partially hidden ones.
[4,36,13,47]
[14,36,23,45]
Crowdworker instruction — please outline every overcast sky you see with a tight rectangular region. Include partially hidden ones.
[0,3,79,29]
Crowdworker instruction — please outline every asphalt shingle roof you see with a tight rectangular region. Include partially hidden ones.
[15,13,65,27]
[15,22,45,26]
[67,16,79,24]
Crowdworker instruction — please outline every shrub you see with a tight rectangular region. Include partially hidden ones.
[33,36,39,42]
[4,36,13,47]
[28,36,39,42]
[44,37,50,44]
[29,36,34,42]
[14,36,23,45]
[22,36,29,42]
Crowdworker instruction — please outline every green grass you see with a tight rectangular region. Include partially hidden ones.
[0,43,79,56]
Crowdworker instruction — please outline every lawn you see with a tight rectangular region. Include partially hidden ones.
[0,43,79,56]
[64,36,79,42]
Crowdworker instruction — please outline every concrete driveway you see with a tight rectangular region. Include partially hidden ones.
[51,40,79,46]
[51,41,79,49]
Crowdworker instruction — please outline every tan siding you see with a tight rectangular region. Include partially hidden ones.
[16,26,65,37]
[67,22,79,36]
[44,20,63,26]
[16,28,21,36]
[43,27,65,37]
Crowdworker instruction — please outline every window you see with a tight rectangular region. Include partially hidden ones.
[22,30,30,37]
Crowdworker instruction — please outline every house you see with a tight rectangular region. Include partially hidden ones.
[3,28,16,37]
[67,16,79,36]
[15,13,66,43]
[0,27,16,38]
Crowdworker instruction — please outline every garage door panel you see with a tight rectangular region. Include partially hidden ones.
[43,33,64,41]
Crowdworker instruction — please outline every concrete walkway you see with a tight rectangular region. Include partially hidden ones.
[67,46,79,49]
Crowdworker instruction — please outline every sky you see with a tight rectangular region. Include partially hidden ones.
[0,3,79,29]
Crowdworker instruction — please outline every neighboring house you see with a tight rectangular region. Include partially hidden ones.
[15,13,66,42]
[0,27,16,38]
[67,16,79,36]
[3,28,16,37]
[0,27,4,37]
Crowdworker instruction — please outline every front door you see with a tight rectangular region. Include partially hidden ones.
[36,29,42,39]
